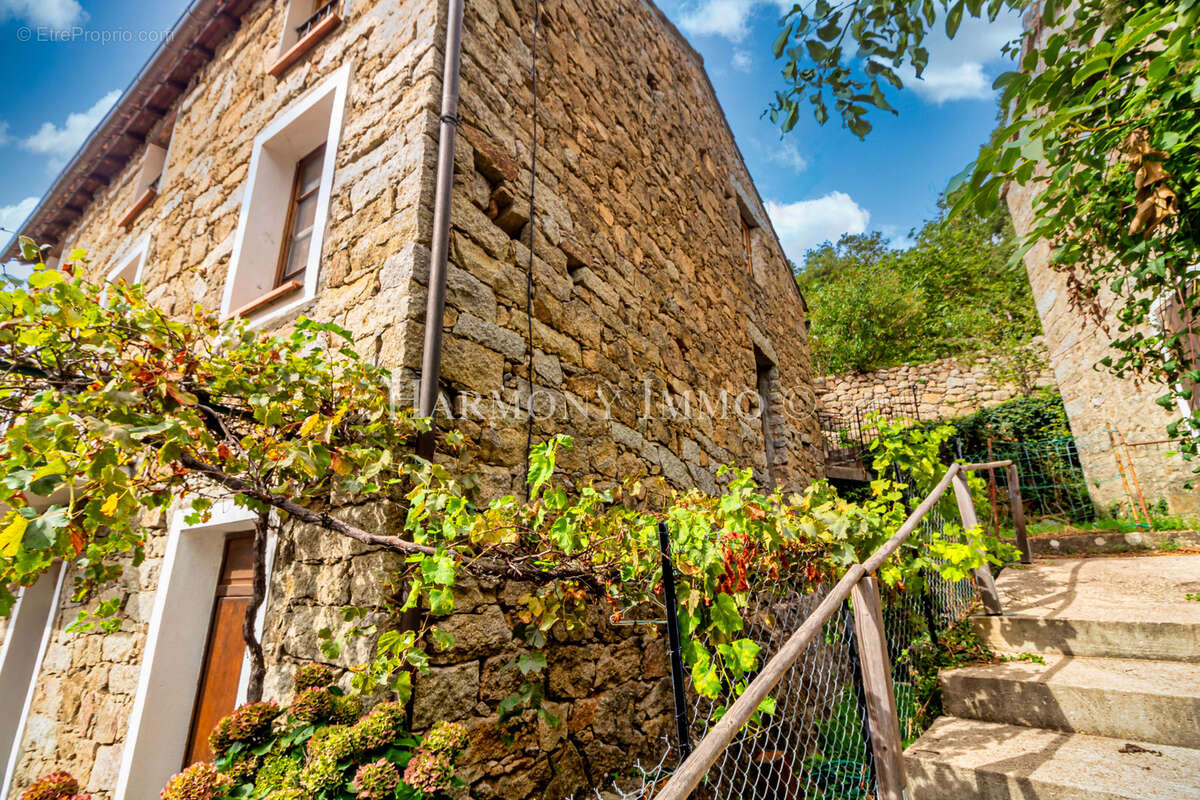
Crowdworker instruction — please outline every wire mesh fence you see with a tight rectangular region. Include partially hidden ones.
[632,503,979,800]
[960,438,1095,524]
[681,586,878,800]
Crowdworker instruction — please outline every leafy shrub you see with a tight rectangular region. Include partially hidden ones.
[950,389,1072,454]
[160,667,467,800]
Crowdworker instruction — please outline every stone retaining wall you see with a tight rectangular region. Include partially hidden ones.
[814,342,1054,422]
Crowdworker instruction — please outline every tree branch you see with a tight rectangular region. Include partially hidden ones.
[177,454,605,589]
[244,511,269,702]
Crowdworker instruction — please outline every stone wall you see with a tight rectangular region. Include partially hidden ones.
[1007,182,1199,515]
[814,341,1055,423]
[419,0,822,497]
[5,515,168,795]
[4,0,822,796]
[257,512,675,800]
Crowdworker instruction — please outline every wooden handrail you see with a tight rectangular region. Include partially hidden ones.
[652,462,966,800]
[960,459,1014,471]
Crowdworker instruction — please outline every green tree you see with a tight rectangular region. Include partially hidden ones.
[797,206,1039,373]
[798,233,925,372]
[767,0,1200,461]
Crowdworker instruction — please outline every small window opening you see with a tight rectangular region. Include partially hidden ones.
[754,346,779,488]
[297,0,339,38]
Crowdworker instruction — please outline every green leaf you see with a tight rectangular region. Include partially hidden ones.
[429,587,455,616]
[946,1,964,37]
[711,593,744,634]
[517,651,548,675]
[772,23,794,58]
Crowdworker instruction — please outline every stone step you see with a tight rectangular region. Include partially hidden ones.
[973,613,1200,662]
[905,717,1200,800]
[977,554,1200,662]
[1030,529,1200,557]
[940,655,1200,748]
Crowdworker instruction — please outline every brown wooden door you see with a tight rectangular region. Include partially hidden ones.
[182,534,254,766]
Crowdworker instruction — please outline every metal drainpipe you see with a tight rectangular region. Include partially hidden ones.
[416,0,466,460]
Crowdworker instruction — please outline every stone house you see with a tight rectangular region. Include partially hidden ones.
[1006,7,1198,517]
[0,0,821,797]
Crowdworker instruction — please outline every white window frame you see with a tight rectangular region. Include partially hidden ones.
[112,502,277,800]
[1149,264,1200,431]
[133,144,168,198]
[108,233,151,286]
[220,63,350,326]
[0,563,66,800]
[274,0,341,61]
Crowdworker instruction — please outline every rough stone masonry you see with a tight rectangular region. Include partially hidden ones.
[1,0,823,797]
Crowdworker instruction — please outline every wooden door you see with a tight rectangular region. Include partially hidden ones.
[182,534,254,766]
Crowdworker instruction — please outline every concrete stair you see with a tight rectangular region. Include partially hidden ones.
[905,554,1200,799]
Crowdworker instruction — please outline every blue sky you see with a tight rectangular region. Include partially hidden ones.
[0,0,1020,263]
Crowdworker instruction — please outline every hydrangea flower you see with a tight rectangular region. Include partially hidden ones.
[402,750,453,795]
[20,771,80,800]
[293,663,335,692]
[264,791,306,800]
[298,753,342,795]
[253,753,302,796]
[290,687,335,723]
[350,759,400,800]
[307,725,357,762]
[351,701,405,750]
[209,702,281,757]
[228,701,282,741]
[225,754,259,784]
[422,721,468,754]
[330,694,362,725]
[159,762,234,800]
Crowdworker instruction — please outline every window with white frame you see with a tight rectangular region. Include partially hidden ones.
[113,503,275,800]
[0,563,65,800]
[1152,266,1200,420]
[221,64,349,325]
[269,0,343,77]
[118,119,175,229]
[108,234,151,287]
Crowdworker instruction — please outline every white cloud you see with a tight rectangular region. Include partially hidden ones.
[908,62,990,103]
[765,138,808,172]
[731,49,752,72]
[674,0,796,41]
[880,225,916,250]
[0,0,86,29]
[0,196,38,234]
[0,196,39,272]
[766,192,870,259]
[677,0,757,41]
[902,11,1022,104]
[21,89,120,171]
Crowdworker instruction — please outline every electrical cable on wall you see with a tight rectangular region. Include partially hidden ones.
[522,0,541,497]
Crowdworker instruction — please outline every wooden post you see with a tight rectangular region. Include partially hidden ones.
[986,439,1000,533]
[850,576,905,800]
[951,472,1003,615]
[1005,464,1032,564]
